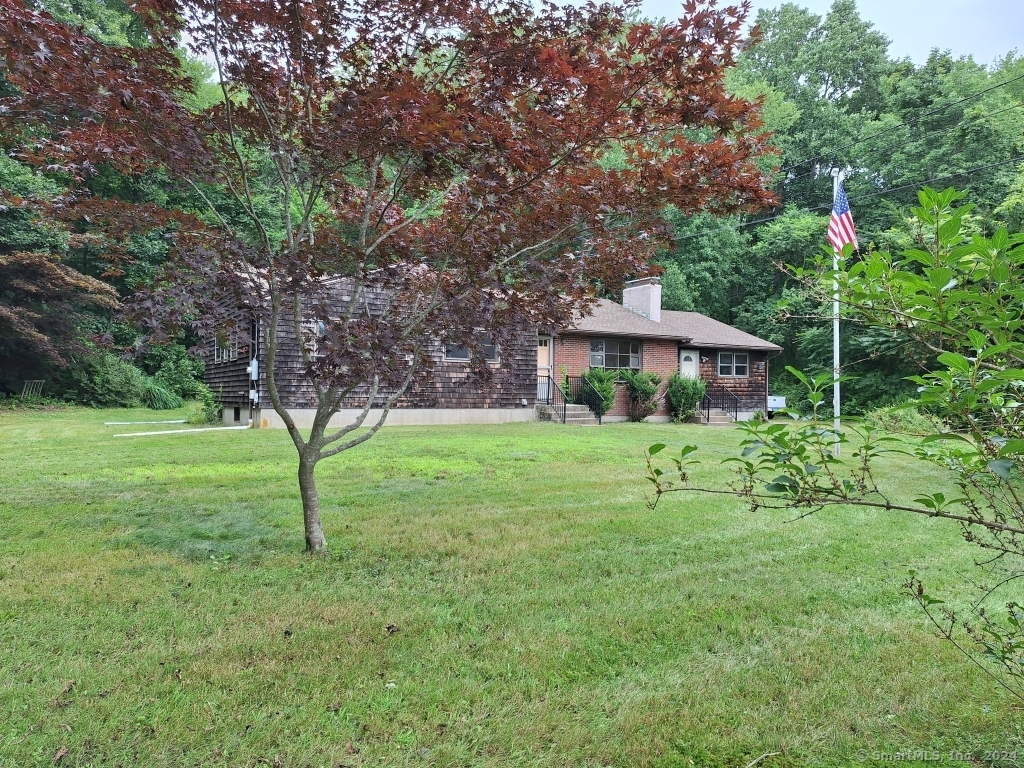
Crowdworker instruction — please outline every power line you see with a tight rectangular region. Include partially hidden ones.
[778,71,1024,175]
[851,152,1024,204]
[671,153,1024,244]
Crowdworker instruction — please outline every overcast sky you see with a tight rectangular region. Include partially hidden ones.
[637,0,1023,66]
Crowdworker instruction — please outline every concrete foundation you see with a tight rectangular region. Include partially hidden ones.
[602,415,672,423]
[221,406,250,426]
[254,407,538,429]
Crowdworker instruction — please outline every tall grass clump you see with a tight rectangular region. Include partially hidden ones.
[140,377,185,410]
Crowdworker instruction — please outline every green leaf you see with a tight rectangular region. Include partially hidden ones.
[987,459,1015,481]
[648,444,666,456]
[921,433,973,444]
[937,352,972,374]
[998,440,1024,457]
[967,330,988,350]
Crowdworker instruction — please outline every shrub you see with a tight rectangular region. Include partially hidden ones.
[140,377,185,410]
[188,383,221,424]
[153,351,206,399]
[579,368,617,417]
[621,370,662,422]
[864,401,944,436]
[76,354,146,408]
[665,373,706,423]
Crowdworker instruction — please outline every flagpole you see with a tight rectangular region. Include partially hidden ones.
[831,169,842,456]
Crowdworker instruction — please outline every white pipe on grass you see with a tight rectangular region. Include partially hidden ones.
[104,420,188,426]
[114,426,250,437]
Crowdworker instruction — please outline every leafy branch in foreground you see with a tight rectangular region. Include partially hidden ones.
[646,187,1024,700]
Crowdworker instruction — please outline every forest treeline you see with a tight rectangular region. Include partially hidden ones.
[1,0,1022,412]
[659,0,1024,412]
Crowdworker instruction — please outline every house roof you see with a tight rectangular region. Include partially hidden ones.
[660,310,782,351]
[566,299,781,351]
[568,299,690,340]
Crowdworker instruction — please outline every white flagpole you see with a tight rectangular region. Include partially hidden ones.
[831,169,842,456]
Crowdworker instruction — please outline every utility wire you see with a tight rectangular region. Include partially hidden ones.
[778,71,1024,175]
[672,152,1024,244]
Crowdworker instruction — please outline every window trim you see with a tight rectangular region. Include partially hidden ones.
[444,334,499,363]
[301,320,327,359]
[214,335,239,364]
[589,337,641,372]
[718,351,749,378]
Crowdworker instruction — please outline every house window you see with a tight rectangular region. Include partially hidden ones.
[214,335,239,364]
[718,352,749,377]
[590,338,640,371]
[445,335,499,362]
[301,320,327,359]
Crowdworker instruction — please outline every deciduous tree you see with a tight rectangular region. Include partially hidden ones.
[1,0,776,551]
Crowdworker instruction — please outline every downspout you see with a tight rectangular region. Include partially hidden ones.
[249,316,261,427]
[765,348,783,414]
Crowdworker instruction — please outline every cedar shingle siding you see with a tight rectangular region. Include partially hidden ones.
[205,284,538,413]
[203,311,254,409]
[255,310,537,410]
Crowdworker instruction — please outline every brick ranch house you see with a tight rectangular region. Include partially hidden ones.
[204,277,780,427]
[545,277,781,422]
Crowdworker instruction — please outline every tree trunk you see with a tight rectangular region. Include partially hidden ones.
[298,453,327,553]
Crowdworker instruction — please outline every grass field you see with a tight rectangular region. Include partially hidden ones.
[1,407,1022,767]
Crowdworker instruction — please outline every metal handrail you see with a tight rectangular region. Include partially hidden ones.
[579,375,605,425]
[565,375,606,424]
[723,387,739,421]
[544,374,570,424]
[701,385,741,422]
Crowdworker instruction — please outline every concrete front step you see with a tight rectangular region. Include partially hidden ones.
[692,409,735,426]
[535,404,600,425]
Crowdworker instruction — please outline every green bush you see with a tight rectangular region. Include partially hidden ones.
[188,383,221,424]
[152,352,206,399]
[140,377,185,410]
[864,401,943,436]
[621,370,662,422]
[578,368,617,417]
[76,354,146,407]
[665,373,707,423]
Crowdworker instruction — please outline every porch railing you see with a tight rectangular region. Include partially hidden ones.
[701,385,740,422]
[564,375,606,425]
[540,375,571,424]
[539,375,605,424]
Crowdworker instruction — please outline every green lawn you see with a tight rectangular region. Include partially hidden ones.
[1,407,1021,767]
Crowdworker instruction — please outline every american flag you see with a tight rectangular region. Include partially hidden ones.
[827,180,858,254]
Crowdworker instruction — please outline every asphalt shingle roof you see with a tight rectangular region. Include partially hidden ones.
[567,299,781,351]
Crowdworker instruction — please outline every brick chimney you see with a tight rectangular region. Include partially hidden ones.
[622,277,661,323]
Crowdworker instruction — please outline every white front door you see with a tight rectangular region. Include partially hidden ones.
[679,349,699,378]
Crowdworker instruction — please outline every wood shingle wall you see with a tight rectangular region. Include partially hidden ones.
[209,282,540,412]
[202,311,254,410]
